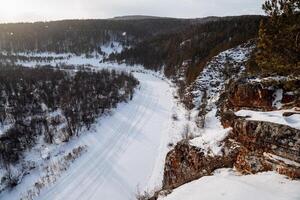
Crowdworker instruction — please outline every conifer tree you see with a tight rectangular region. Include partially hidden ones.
[256,0,300,75]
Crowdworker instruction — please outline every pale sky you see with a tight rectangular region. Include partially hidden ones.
[0,0,264,23]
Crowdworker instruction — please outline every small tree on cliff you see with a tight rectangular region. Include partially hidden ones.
[256,0,300,75]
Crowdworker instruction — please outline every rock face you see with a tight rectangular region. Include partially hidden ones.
[161,77,300,193]
[45,111,70,144]
[162,141,237,190]
[230,119,300,162]
[227,79,274,110]
[230,118,300,178]
[161,118,300,191]
[226,77,300,111]
[220,77,300,179]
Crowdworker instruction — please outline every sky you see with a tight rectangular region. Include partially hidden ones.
[0,0,264,23]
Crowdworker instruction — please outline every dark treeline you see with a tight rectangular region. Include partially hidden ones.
[0,64,139,167]
[0,19,189,54]
[0,52,65,63]
[110,15,262,84]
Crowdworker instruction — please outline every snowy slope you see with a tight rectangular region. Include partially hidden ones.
[158,169,300,200]
[188,44,253,110]
[185,44,254,156]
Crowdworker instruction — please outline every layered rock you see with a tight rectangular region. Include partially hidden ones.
[217,76,300,176]
[162,140,238,190]
[161,77,300,195]
[229,117,300,178]
[161,117,300,196]
[225,76,300,111]
[229,118,300,162]
[227,79,274,110]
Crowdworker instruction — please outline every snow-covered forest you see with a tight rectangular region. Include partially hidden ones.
[0,64,138,193]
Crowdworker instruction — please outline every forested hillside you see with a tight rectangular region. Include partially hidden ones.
[0,65,138,188]
[0,19,189,54]
[110,16,262,84]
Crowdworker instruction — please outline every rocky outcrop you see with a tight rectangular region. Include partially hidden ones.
[45,111,70,144]
[229,118,300,178]
[227,79,274,110]
[234,148,300,179]
[229,118,300,162]
[161,117,300,194]
[161,76,300,193]
[216,76,300,178]
[162,141,238,190]
[225,77,300,111]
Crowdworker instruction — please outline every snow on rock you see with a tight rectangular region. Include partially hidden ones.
[185,44,254,155]
[187,43,254,110]
[100,41,124,55]
[235,108,300,130]
[0,123,12,136]
[189,127,231,156]
[189,109,231,156]
[272,89,283,109]
[264,153,300,168]
[158,169,300,200]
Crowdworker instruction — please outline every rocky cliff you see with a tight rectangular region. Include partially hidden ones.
[162,140,237,190]
[149,49,300,199]
[159,79,300,196]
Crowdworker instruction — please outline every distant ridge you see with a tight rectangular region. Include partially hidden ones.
[110,15,174,20]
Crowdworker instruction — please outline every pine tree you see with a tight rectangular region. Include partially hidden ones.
[256,0,300,75]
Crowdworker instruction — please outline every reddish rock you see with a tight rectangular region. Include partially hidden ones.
[282,93,296,104]
[227,80,274,111]
[276,165,300,179]
[234,147,272,174]
[162,141,237,190]
[231,119,300,162]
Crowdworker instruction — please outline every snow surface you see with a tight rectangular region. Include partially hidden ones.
[272,89,283,109]
[2,41,125,68]
[0,123,12,136]
[100,41,124,55]
[158,168,300,200]
[235,109,300,130]
[189,109,231,156]
[34,72,180,200]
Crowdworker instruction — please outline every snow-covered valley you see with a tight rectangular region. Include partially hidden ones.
[0,42,300,200]
[35,72,176,200]
[0,49,191,199]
